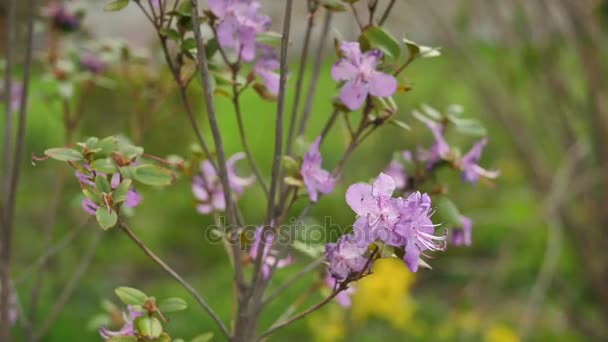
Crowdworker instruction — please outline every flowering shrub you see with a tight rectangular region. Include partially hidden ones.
[1,0,498,341]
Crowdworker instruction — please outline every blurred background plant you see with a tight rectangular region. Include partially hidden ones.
[1,0,607,341]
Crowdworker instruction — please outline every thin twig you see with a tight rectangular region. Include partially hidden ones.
[253,0,294,289]
[349,3,364,30]
[190,0,244,290]
[378,0,396,26]
[319,108,340,143]
[258,283,345,339]
[285,0,316,156]
[1,2,35,338]
[262,258,324,306]
[298,11,332,136]
[119,222,230,338]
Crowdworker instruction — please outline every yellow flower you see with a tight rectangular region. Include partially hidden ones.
[308,305,345,342]
[484,323,520,342]
[352,258,416,329]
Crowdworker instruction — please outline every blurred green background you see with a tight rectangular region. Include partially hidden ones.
[4,0,608,341]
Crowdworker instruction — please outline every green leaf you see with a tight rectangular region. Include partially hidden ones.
[95,175,112,194]
[117,140,144,160]
[96,207,118,230]
[96,136,119,157]
[205,38,219,59]
[181,38,197,53]
[284,176,304,187]
[191,332,214,342]
[153,333,172,342]
[159,28,180,40]
[157,297,188,313]
[388,118,411,131]
[85,137,99,148]
[360,26,401,59]
[134,316,163,339]
[113,179,133,204]
[82,187,100,204]
[115,287,148,306]
[107,336,138,342]
[134,164,174,186]
[291,240,325,258]
[104,0,130,11]
[256,31,282,47]
[435,197,461,227]
[402,37,441,58]
[421,103,442,120]
[90,158,118,173]
[44,148,83,161]
[321,0,346,11]
[449,117,487,137]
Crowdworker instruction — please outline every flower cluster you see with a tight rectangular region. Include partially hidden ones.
[248,227,292,279]
[76,166,141,215]
[300,137,336,202]
[99,306,141,340]
[331,41,397,110]
[326,172,446,277]
[208,0,271,62]
[192,152,254,214]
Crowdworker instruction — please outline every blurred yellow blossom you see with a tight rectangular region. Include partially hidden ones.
[308,305,345,342]
[484,323,520,342]
[352,258,416,329]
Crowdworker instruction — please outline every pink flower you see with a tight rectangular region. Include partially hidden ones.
[331,41,397,110]
[300,137,335,202]
[460,137,499,184]
[209,0,271,62]
[451,215,472,246]
[192,153,254,214]
[99,306,141,340]
[325,234,369,281]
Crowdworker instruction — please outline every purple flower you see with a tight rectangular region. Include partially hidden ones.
[346,173,402,246]
[396,192,446,272]
[325,234,370,281]
[331,41,397,110]
[460,137,499,184]
[383,159,407,190]
[46,2,80,32]
[253,46,280,95]
[99,306,141,340]
[300,137,335,202]
[248,227,292,279]
[417,117,449,169]
[75,167,141,215]
[345,172,446,272]
[325,274,356,307]
[192,152,254,214]
[451,215,472,246]
[79,52,105,74]
[209,0,271,62]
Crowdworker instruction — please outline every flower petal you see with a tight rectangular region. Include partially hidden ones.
[368,71,397,98]
[371,172,396,197]
[339,80,368,111]
[345,183,372,215]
